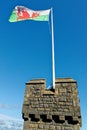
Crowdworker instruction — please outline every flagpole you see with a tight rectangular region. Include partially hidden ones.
[51,8,55,89]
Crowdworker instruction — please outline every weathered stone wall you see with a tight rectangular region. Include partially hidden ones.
[22,78,82,130]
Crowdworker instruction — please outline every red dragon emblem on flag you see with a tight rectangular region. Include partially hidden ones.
[16,7,39,20]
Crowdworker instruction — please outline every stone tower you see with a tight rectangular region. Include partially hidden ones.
[22,78,82,130]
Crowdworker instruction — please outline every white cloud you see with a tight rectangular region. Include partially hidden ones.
[0,113,23,130]
[0,113,22,121]
[0,103,20,109]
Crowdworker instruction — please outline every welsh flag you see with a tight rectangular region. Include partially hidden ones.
[9,6,51,22]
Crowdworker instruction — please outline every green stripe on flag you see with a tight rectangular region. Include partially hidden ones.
[31,15,49,21]
[9,11,18,22]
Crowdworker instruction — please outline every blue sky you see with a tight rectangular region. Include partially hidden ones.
[0,0,87,129]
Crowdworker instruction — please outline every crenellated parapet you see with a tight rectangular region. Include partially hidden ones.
[22,78,82,130]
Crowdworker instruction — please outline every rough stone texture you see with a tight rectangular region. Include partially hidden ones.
[22,78,82,130]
